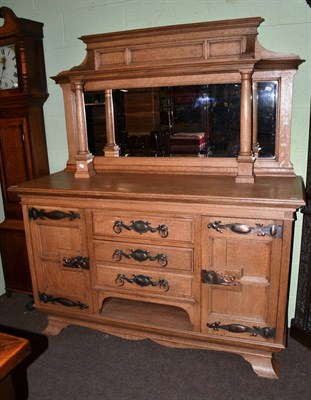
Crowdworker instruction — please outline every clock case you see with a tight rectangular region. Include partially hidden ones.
[0,7,49,295]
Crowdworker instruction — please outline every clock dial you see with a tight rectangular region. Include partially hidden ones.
[0,44,18,90]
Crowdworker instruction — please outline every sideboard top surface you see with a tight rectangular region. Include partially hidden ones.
[11,171,305,209]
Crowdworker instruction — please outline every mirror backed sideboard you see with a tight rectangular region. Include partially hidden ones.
[12,17,305,379]
[51,16,303,181]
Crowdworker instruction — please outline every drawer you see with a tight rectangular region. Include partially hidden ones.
[94,240,193,271]
[92,211,194,243]
[96,265,193,298]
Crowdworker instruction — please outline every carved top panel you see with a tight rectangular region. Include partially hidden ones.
[53,17,302,85]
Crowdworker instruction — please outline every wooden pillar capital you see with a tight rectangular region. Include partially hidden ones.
[71,80,84,91]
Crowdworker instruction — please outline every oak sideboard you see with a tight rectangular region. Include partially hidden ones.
[12,17,305,379]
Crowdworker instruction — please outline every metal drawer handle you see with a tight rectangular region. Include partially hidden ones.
[113,220,169,238]
[115,274,169,292]
[207,221,282,238]
[202,270,237,286]
[62,256,90,270]
[39,292,88,310]
[113,249,168,267]
[207,321,276,338]
[29,207,80,221]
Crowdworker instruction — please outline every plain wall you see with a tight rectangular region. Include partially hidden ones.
[0,0,310,324]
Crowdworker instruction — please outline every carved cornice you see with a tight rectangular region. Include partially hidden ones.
[52,17,304,86]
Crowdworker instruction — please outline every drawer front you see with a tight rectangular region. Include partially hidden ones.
[94,240,193,271]
[92,212,194,243]
[96,265,193,298]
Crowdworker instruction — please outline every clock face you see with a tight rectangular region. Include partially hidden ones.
[0,44,19,90]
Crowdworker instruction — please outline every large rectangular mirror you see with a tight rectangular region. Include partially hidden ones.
[84,81,277,159]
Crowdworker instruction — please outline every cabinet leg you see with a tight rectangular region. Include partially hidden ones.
[242,353,280,379]
[42,317,69,336]
[0,373,15,400]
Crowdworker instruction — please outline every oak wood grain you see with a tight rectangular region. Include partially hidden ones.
[0,333,30,381]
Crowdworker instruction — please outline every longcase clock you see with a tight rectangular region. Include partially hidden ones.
[0,7,49,295]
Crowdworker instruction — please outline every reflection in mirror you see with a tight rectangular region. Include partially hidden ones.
[256,81,277,158]
[84,82,277,158]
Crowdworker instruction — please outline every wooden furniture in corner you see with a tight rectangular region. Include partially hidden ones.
[0,7,49,296]
[11,17,305,379]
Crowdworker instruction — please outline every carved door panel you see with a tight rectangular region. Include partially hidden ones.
[27,207,92,313]
[201,217,283,342]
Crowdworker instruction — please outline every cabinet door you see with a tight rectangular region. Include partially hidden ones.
[201,217,283,342]
[28,207,92,313]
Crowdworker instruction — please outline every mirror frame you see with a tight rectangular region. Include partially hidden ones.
[53,17,303,182]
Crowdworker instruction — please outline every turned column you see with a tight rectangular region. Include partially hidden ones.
[104,89,120,157]
[60,83,77,171]
[72,81,95,178]
[236,69,255,184]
